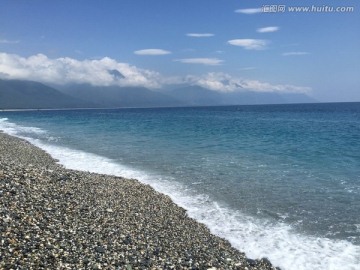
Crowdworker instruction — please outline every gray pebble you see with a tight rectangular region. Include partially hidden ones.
[0,133,278,270]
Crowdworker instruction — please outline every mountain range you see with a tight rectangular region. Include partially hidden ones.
[0,79,92,109]
[0,79,315,110]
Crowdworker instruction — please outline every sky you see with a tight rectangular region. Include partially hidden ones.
[0,0,359,102]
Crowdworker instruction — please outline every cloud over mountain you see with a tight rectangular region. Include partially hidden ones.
[186,73,311,94]
[0,52,163,88]
[0,53,310,95]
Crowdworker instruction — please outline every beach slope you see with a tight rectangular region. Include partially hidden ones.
[0,132,276,269]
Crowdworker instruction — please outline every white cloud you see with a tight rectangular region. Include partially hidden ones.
[257,26,279,33]
[228,39,268,50]
[134,49,171,55]
[185,73,242,92]
[282,52,310,56]
[186,33,214,38]
[235,8,262,14]
[240,67,256,71]
[0,52,164,88]
[0,39,19,44]
[239,79,311,93]
[175,58,223,66]
[185,72,311,93]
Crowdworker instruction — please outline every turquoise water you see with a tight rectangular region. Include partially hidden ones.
[1,103,359,270]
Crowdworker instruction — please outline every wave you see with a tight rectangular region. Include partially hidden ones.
[1,117,359,270]
[0,117,47,136]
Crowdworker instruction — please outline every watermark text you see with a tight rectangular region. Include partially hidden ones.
[262,5,354,13]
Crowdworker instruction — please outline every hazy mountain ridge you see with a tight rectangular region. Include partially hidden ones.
[0,79,94,109]
[165,85,316,106]
[0,79,316,110]
[58,84,183,108]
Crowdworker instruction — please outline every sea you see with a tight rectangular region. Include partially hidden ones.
[0,103,359,270]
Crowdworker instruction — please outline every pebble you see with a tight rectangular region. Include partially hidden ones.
[95,246,106,253]
[0,132,279,270]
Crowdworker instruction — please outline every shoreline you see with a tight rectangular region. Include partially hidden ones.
[0,132,277,269]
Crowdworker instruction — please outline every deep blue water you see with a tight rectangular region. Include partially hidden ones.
[1,103,360,270]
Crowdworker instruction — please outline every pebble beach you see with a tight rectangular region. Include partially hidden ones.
[0,132,278,270]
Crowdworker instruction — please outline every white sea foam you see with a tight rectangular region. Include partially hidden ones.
[0,118,47,136]
[1,118,359,270]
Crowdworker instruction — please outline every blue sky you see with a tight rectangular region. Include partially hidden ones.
[0,0,359,101]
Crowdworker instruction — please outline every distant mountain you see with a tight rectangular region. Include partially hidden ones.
[165,85,224,106]
[0,79,93,109]
[58,84,183,108]
[166,85,316,106]
[0,79,316,110]
[223,91,316,105]
[107,69,125,80]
